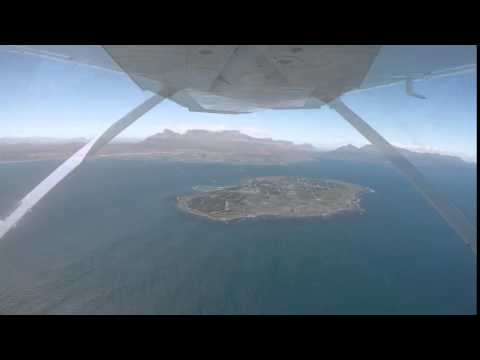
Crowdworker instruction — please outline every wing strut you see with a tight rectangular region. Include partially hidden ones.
[328,98,477,255]
[0,93,166,241]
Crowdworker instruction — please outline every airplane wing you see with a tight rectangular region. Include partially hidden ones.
[358,45,476,92]
[2,45,475,112]
[0,45,123,72]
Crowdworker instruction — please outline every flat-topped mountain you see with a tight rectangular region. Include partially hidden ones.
[0,129,473,167]
[96,129,320,164]
[140,129,312,151]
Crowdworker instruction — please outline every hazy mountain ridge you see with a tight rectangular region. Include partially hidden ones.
[320,143,470,167]
[141,129,313,150]
[0,129,474,166]
[96,129,320,164]
[0,137,89,144]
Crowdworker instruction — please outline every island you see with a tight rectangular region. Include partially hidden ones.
[177,176,372,221]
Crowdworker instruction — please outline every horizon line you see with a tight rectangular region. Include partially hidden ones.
[0,132,476,163]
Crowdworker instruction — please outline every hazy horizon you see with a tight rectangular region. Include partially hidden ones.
[0,127,476,163]
[0,47,476,162]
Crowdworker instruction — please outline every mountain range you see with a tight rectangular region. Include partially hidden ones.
[320,143,469,167]
[0,129,473,167]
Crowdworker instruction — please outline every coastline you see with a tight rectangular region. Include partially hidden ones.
[176,190,369,223]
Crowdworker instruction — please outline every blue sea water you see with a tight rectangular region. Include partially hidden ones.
[0,159,476,314]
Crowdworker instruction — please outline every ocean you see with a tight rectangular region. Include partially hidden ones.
[0,158,476,314]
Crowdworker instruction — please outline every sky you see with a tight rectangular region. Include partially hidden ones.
[0,47,477,162]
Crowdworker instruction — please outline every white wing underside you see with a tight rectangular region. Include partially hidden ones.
[2,45,475,113]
